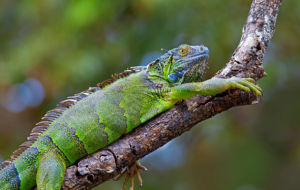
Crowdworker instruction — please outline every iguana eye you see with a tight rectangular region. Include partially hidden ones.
[180,48,187,54]
[179,45,190,55]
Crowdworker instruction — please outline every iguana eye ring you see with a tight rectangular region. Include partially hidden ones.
[180,48,188,54]
[179,45,190,55]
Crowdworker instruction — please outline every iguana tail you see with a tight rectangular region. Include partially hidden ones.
[0,144,67,190]
[0,147,38,190]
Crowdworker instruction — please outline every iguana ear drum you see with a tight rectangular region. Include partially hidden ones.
[168,73,183,83]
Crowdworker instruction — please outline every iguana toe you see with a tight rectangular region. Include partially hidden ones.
[114,160,147,190]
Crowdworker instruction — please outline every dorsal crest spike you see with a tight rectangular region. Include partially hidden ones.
[0,66,145,171]
[146,59,160,70]
[161,48,168,53]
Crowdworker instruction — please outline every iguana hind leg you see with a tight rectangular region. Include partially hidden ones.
[114,160,147,190]
[36,151,66,190]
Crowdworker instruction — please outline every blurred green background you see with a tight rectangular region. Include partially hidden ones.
[0,0,299,190]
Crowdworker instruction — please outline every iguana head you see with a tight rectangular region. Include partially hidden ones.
[147,44,209,84]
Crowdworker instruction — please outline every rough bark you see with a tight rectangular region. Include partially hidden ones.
[34,0,282,189]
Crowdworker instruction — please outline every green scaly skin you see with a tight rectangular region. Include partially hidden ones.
[0,44,262,190]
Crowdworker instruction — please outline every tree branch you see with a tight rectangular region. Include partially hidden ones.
[34,0,282,189]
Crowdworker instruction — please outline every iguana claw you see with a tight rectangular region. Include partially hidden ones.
[114,160,147,190]
[229,77,263,103]
[229,77,263,97]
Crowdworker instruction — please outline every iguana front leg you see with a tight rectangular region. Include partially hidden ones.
[169,77,262,100]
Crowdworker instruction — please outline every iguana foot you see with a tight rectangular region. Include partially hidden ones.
[228,77,263,99]
[114,160,147,190]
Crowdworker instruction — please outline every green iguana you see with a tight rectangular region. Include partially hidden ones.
[0,44,262,190]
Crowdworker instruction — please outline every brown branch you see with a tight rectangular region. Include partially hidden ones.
[34,0,283,189]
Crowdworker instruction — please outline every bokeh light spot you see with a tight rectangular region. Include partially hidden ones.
[2,78,44,112]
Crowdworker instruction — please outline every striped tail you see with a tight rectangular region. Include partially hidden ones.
[0,147,39,190]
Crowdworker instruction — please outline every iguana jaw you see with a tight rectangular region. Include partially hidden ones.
[180,56,209,83]
[172,45,209,84]
[177,53,209,84]
[178,53,209,67]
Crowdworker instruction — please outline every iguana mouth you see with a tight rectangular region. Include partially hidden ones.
[182,45,209,65]
[182,53,209,66]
